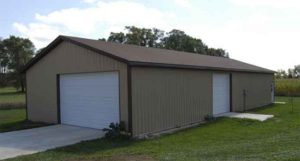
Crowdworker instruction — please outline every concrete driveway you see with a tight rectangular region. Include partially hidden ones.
[0,125,105,160]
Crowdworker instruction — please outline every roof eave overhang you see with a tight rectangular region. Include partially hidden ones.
[22,35,275,75]
[128,61,275,74]
[21,36,64,73]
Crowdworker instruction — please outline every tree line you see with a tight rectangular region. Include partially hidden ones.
[0,26,229,92]
[275,65,300,79]
[102,26,229,58]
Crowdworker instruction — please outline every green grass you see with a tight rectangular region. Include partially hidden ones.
[0,87,48,132]
[0,109,46,133]
[0,87,25,104]
[0,109,25,126]
[5,97,300,161]
[276,79,300,96]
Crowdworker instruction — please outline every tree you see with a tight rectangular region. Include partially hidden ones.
[124,26,164,47]
[275,69,288,79]
[162,29,207,54]
[151,28,165,48]
[0,36,35,92]
[98,38,106,41]
[107,26,164,48]
[206,48,229,57]
[125,26,151,46]
[294,65,300,78]
[105,26,229,58]
[161,29,229,57]
[287,68,296,78]
[0,38,9,74]
[0,38,9,86]
[107,32,126,44]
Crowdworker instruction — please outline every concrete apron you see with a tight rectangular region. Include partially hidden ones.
[0,125,104,160]
[217,112,274,121]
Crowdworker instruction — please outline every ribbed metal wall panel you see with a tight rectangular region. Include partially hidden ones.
[232,72,273,111]
[26,42,128,128]
[131,67,212,136]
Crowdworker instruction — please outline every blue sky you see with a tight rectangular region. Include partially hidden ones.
[1,0,300,70]
[1,1,81,35]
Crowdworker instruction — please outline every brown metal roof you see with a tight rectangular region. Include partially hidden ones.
[22,35,275,73]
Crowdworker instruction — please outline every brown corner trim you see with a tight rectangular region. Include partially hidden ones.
[230,73,233,112]
[25,74,29,121]
[127,66,133,135]
[56,74,61,124]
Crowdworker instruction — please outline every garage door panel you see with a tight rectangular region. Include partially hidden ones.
[213,74,230,115]
[60,72,119,129]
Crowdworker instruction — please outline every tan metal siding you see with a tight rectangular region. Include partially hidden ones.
[232,73,273,111]
[26,42,128,128]
[131,67,212,136]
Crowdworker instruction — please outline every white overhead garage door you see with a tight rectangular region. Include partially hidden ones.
[59,72,119,129]
[213,73,230,115]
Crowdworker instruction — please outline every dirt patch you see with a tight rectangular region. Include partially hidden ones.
[66,155,156,161]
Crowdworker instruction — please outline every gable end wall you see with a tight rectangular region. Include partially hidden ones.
[26,41,128,129]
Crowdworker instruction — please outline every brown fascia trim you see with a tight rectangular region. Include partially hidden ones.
[21,37,64,73]
[128,61,275,74]
[230,73,233,112]
[127,66,133,135]
[56,74,61,124]
[25,74,29,121]
[63,37,129,64]
[21,35,275,75]
[21,36,130,73]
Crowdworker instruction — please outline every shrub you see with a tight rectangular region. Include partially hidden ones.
[103,121,130,138]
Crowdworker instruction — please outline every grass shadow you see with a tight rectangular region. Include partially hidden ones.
[0,120,50,133]
[246,103,280,113]
[50,136,140,157]
[0,91,24,96]
[53,116,260,157]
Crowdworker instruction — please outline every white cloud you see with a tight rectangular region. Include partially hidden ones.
[178,13,300,70]
[82,0,98,4]
[13,22,65,49]
[174,0,191,8]
[13,1,176,49]
[230,0,300,9]
[12,0,300,70]
[35,8,98,35]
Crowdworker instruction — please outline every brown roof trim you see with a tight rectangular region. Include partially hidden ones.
[128,61,275,74]
[21,36,63,73]
[63,36,130,64]
[21,36,130,73]
[22,35,275,74]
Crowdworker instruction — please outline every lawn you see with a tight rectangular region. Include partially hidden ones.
[0,108,47,133]
[4,97,300,161]
[0,87,46,132]
[0,87,25,104]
